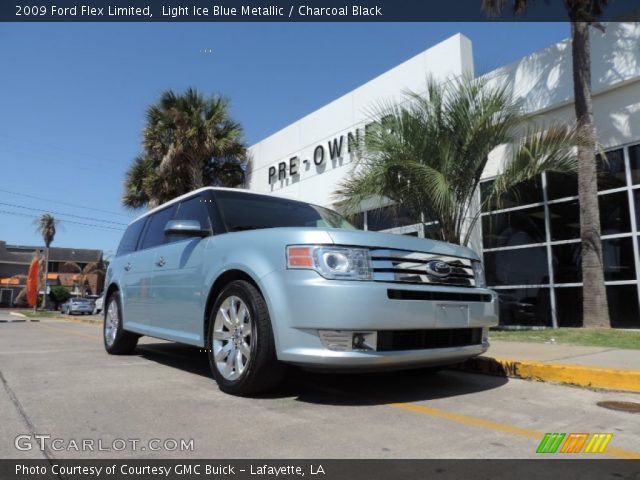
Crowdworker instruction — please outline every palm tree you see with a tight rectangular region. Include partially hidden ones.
[62,262,104,297]
[123,88,247,209]
[34,214,57,309]
[481,1,610,327]
[335,75,579,246]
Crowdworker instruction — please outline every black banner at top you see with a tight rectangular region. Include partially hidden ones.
[2,0,640,22]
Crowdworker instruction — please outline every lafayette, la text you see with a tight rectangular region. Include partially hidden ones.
[16,463,326,477]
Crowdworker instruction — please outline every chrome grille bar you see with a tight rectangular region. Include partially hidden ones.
[369,249,476,287]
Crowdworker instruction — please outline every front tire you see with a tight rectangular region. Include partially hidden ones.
[207,280,284,396]
[104,291,139,355]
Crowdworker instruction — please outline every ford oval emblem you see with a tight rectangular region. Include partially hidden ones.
[426,260,451,277]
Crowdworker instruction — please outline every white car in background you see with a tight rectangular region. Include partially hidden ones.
[93,295,104,315]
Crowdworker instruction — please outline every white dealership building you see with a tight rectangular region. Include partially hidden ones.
[246,23,640,328]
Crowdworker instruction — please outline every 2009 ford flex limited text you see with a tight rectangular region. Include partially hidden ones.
[104,187,498,395]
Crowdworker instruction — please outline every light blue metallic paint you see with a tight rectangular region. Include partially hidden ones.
[107,213,498,368]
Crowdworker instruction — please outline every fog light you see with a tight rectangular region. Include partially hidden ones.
[353,333,365,348]
[352,331,377,351]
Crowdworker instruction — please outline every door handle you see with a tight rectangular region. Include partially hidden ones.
[124,263,131,272]
[156,256,166,267]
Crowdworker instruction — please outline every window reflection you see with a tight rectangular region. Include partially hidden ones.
[597,149,626,191]
[555,285,640,328]
[630,144,640,185]
[548,191,631,241]
[480,177,543,212]
[496,288,551,327]
[367,205,416,231]
[484,247,549,286]
[482,206,546,248]
[553,237,636,284]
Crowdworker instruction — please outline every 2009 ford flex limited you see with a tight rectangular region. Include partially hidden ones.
[104,187,498,395]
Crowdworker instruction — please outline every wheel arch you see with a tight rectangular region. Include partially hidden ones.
[104,282,120,302]
[203,269,266,344]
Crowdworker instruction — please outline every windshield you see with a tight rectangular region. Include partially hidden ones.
[214,190,356,232]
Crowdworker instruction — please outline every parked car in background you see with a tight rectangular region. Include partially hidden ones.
[93,295,104,315]
[104,187,498,396]
[61,297,95,315]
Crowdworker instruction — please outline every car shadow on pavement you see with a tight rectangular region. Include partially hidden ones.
[134,342,509,406]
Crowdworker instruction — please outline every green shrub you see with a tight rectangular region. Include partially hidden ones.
[49,286,71,310]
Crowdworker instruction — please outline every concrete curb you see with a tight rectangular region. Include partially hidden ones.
[50,315,103,326]
[459,355,640,393]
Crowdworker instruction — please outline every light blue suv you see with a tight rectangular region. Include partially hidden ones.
[104,187,498,395]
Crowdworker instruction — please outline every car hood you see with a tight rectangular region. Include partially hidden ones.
[324,228,480,261]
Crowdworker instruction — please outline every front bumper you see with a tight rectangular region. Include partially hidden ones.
[259,269,499,368]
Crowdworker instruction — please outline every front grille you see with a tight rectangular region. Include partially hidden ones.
[377,328,483,351]
[369,249,475,287]
[387,289,492,303]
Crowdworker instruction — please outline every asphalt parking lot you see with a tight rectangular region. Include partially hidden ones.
[1,312,639,460]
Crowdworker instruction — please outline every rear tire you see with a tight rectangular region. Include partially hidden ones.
[103,291,139,355]
[207,280,284,396]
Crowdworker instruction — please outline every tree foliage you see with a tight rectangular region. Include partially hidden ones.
[49,285,71,309]
[123,88,247,209]
[335,75,579,246]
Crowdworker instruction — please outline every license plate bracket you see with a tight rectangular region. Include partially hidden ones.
[435,304,469,327]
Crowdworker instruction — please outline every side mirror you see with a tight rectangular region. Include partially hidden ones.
[164,220,210,237]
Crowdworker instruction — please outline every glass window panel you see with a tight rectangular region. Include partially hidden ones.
[548,191,631,241]
[546,172,578,200]
[630,144,640,185]
[548,200,580,241]
[482,206,546,248]
[635,190,640,228]
[348,212,365,230]
[484,247,549,286]
[553,237,636,284]
[496,288,552,327]
[424,223,443,241]
[600,191,631,235]
[552,242,582,284]
[608,285,640,329]
[480,177,543,212]
[554,285,640,328]
[605,238,637,281]
[175,195,212,231]
[367,205,416,231]
[597,149,626,191]
[116,218,147,256]
[554,287,583,327]
[139,206,177,250]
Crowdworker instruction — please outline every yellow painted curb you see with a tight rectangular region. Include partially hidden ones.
[461,356,640,393]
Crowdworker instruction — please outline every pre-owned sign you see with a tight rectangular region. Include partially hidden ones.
[267,124,375,184]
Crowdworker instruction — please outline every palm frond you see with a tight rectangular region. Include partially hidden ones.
[335,75,578,245]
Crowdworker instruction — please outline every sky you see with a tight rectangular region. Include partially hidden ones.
[0,22,570,257]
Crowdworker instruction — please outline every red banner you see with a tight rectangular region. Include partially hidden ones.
[26,255,40,307]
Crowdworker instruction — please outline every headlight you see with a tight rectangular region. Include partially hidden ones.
[472,261,486,288]
[287,245,372,281]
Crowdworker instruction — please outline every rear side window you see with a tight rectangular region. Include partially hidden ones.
[175,195,212,231]
[116,218,146,256]
[139,205,176,250]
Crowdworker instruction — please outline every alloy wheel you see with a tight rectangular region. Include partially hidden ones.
[212,296,252,380]
[104,299,118,347]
